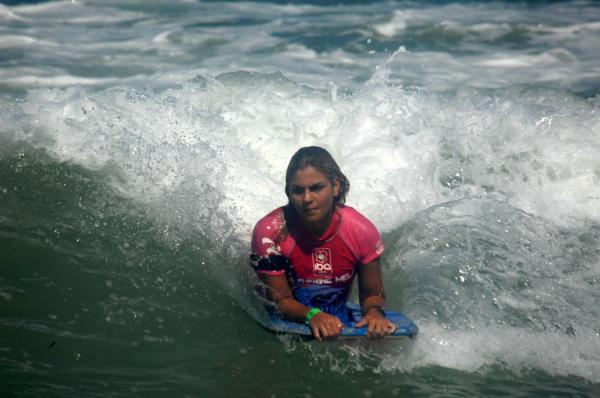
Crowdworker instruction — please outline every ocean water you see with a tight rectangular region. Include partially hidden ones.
[1,0,599,396]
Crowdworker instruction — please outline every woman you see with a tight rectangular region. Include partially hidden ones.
[250,146,397,340]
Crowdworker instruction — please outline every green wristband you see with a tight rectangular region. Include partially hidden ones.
[305,308,321,324]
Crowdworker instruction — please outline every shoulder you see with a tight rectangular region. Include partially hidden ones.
[255,207,285,226]
[253,207,286,238]
[337,205,378,231]
[251,207,289,273]
[337,205,384,262]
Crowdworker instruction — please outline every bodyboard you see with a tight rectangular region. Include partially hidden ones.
[261,304,418,339]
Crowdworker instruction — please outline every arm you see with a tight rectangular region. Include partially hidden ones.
[257,273,344,341]
[355,259,397,338]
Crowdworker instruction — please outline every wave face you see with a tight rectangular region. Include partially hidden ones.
[1,1,599,397]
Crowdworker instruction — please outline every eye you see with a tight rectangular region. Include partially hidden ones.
[290,186,304,195]
[309,184,324,192]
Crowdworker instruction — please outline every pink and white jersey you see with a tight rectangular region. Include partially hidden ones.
[251,205,384,316]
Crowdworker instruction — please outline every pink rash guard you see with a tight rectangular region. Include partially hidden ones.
[250,204,384,319]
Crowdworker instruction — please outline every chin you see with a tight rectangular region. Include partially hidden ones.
[301,215,319,223]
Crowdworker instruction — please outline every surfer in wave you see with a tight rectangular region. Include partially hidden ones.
[251,146,397,340]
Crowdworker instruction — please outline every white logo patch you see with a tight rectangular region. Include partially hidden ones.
[312,248,332,275]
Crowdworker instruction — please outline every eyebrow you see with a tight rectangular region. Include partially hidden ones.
[291,182,325,191]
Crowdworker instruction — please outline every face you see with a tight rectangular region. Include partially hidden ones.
[288,166,340,236]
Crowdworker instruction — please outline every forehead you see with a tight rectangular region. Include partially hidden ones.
[289,166,329,185]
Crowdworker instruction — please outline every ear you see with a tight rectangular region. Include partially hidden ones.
[332,177,340,198]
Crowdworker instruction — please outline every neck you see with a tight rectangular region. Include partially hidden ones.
[302,221,328,237]
[301,208,334,237]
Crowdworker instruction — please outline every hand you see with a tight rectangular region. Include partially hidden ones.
[308,311,344,341]
[355,308,397,339]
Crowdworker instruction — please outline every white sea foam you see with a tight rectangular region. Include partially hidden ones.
[373,10,413,37]
[11,73,599,233]
[381,322,600,381]
[382,197,600,381]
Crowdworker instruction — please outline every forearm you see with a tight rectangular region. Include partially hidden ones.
[358,259,387,315]
[258,273,312,322]
[275,297,312,323]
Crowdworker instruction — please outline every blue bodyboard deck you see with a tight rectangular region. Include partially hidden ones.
[261,304,418,339]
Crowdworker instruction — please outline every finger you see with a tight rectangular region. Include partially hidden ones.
[376,323,387,338]
[321,324,337,340]
[378,320,391,338]
[334,323,343,336]
[371,322,383,339]
[387,322,397,335]
[311,325,322,341]
[367,321,376,338]
[323,318,342,335]
[328,323,341,338]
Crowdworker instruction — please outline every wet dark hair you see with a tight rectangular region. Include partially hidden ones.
[284,146,350,204]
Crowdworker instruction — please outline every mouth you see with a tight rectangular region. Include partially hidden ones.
[304,208,319,215]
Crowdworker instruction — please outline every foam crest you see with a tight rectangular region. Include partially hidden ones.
[373,10,413,38]
[385,198,600,380]
[6,72,600,239]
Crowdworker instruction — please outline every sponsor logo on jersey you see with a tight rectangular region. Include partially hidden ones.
[261,237,281,255]
[312,248,332,275]
[297,278,333,285]
[334,272,353,283]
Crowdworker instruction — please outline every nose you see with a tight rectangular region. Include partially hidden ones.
[302,189,312,203]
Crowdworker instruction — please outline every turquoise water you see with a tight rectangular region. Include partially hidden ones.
[1,1,599,396]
